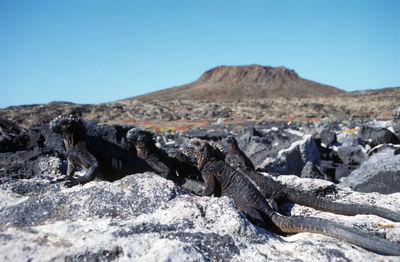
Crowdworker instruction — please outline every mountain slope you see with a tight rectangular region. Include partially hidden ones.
[132,65,345,101]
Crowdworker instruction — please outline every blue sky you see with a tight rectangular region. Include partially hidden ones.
[0,0,399,108]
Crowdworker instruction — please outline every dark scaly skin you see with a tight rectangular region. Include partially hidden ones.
[126,128,204,194]
[246,169,400,222]
[49,116,153,187]
[224,136,400,222]
[194,142,400,256]
[225,135,254,170]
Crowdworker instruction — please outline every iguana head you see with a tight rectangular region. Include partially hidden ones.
[126,128,155,148]
[225,135,239,148]
[49,115,79,135]
[188,138,221,171]
[49,115,81,150]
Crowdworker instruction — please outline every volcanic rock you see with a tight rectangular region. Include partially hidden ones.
[340,148,400,194]
[392,107,400,134]
[301,161,332,181]
[315,128,337,147]
[337,145,368,165]
[259,135,320,176]
[1,169,400,261]
[0,117,28,152]
[359,125,399,148]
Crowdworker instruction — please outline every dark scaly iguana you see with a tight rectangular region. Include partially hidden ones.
[125,128,204,194]
[224,135,400,222]
[225,135,255,170]
[49,115,153,187]
[191,140,400,256]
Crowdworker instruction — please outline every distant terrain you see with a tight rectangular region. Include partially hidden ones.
[1,65,399,127]
[133,65,344,101]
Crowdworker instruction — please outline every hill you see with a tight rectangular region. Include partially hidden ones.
[1,64,399,127]
[132,65,345,101]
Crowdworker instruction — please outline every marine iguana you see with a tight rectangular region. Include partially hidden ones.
[49,115,153,187]
[190,139,400,255]
[126,128,202,180]
[225,135,255,170]
[125,127,204,194]
[223,135,400,222]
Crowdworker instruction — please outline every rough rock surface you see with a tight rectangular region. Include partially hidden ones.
[1,161,400,261]
[259,135,320,176]
[340,149,400,194]
[236,126,301,169]
[2,117,400,260]
[315,128,337,147]
[392,107,400,134]
[0,117,28,152]
[359,125,399,147]
[301,161,332,181]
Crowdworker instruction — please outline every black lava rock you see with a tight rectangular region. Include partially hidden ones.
[358,125,399,148]
[0,118,29,152]
[337,145,367,165]
[316,128,337,147]
[301,161,333,181]
[392,107,400,134]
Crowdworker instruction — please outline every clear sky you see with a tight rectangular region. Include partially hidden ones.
[0,0,399,108]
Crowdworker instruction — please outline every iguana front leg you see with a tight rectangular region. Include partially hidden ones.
[64,142,100,187]
[201,170,216,196]
[66,158,77,179]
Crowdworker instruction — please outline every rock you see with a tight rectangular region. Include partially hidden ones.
[337,145,368,165]
[319,160,359,181]
[25,123,65,153]
[260,135,320,176]
[0,118,29,152]
[237,127,301,169]
[337,132,364,146]
[334,163,359,180]
[369,144,400,156]
[240,137,272,169]
[340,148,400,194]
[392,107,400,134]
[301,161,332,181]
[319,160,337,179]
[336,131,368,165]
[0,152,65,184]
[182,128,229,141]
[1,171,400,261]
[359,125,399,147]
[351,170,400,195]
[237,127,263,142]
[316,128,337,147]
[0,173,179,227]
[318,145,341,162]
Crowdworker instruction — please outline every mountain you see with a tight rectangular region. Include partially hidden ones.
[132,65,345,101]
[1,64,399,126]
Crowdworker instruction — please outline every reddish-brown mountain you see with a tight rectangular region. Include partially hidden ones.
[133,65,345,101]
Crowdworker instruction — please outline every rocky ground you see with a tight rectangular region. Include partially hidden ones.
[1,108,400,261]
[1,171,400,262]
[1,87,400,127]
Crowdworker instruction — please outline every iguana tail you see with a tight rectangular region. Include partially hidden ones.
[270,212,400,256]
[286,190,400,222]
